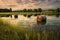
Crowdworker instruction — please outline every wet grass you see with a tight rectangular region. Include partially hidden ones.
[0,18,60,40]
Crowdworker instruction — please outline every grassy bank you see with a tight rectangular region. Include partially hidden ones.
[0,11,60,15]
[0,19,60,40]
[0,11,60,17]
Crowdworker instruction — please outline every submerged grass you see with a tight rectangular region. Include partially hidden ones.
[0,18,60,40]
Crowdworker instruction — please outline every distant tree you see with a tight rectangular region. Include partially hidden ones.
[38,8,42,12]
[56,8,60,17]
[0,8,12,12]
[10,8,12,11]
[23,9,27,12]
[34,9,38,12]
[47,9,55,11]
[56,8,60,12]
[28,9,32,12]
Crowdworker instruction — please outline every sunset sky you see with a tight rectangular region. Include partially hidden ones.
[0,0,60,10]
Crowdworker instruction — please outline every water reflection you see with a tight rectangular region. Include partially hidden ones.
[1,15,60,28]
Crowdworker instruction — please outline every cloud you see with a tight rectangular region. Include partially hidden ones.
[0,0,60,10]
[13,0,60,10]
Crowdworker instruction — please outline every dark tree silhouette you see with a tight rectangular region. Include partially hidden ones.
[10,8,12,12]
[23,9,27,12]
[34,9,38,12]
[0,8,12,12]
[28,9,32,12]
[38,8,42,12]
[56,8,60,13]
[56,8,60,17]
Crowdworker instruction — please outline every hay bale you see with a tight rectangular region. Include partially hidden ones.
[37,15,46,25]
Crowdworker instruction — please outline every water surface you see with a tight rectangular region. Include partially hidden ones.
[1,15,60,31]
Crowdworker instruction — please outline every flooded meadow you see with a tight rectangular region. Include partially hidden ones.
[0,14,60,40]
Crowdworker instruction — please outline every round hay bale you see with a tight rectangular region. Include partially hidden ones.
[37,15,46,25]
[14,14,18,19]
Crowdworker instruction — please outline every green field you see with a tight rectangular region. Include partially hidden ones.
[0,11,59,15]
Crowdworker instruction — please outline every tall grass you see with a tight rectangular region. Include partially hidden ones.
[0,18,60,40]
[0,19,19,40]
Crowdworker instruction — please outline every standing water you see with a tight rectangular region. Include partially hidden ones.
[1,15,60,30]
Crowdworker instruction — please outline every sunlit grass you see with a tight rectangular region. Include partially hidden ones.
[0,18,60,40]
[0,19,19,40]
[0,11,59,15]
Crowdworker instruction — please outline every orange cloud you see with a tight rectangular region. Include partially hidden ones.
[0,0,60,10]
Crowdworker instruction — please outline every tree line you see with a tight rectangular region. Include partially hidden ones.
[0,8,60,13]
[14,8,42,12]
[0,8,12,12]
[14,8,60,12]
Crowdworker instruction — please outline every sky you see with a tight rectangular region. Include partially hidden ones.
[0,0,60,10]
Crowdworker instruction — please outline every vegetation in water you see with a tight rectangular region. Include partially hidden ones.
[0,18,60,40]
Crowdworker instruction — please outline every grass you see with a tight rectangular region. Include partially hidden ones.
[0,18,60,40]
[0,11,60,19]
[0,19,19,40]
[0,11,60,16]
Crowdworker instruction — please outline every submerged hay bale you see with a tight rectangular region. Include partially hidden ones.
[37,15,47,25]
[6,14,10,17]
[14,14,18,19]
[34,14,38,16]
[27,14,32,18]
[23,14,27,17]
